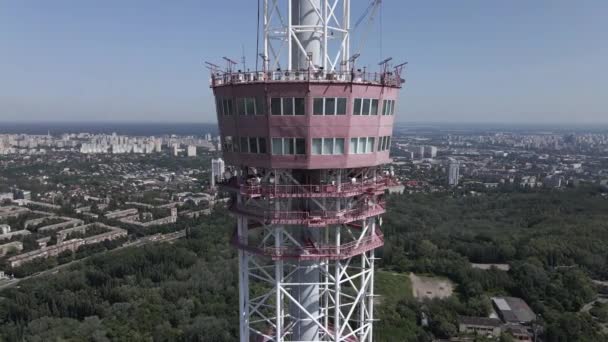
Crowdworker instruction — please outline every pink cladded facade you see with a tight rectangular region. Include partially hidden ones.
[213,82,398,169]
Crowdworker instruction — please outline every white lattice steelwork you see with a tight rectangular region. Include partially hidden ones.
[225,167,386,341]
[210,1,405,341]
[263,0,350,72]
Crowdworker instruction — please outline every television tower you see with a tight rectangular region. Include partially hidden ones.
[210,1,405,340]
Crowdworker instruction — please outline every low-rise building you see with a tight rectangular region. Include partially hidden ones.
[458,316,502,337]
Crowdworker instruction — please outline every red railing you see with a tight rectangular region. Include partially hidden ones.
[230,203,386,227]
[232,231,384,260]
[240,179,391,198]
[210,69,404,88]
[220,177,396,199]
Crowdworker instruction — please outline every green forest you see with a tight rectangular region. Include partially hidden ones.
[2,187,608,341]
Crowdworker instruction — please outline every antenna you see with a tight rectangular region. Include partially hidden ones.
[222,56,238,73]
[241,44,247,71]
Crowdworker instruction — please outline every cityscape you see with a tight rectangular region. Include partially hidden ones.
[2,0,608,341]
[1,123,607,341]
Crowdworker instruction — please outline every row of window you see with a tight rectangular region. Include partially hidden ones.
[313,98,347,115]
[222,136,392,155]
[378,136,392,151]
[382,100,396,116]
[312,138,345,155]
[218,97,397,116]
[271,97,306,116]
[272,137,306,155]
[349,137,376,154]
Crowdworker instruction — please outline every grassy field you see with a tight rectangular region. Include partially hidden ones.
[376,270,413,304]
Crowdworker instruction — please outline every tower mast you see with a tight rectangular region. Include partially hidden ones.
[210,1,406,340]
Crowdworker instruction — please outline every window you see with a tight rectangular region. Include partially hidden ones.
[216,98,223,116]
[237,97,257,116]
[272,138,283,155]
[272,137,306,155]
[383,100,396,116]
[312,138,345,155]
[350,138,358,154]
[350,136,377,154]
[312,138,323,155]
[337,98,347,115]
[323,138,334,155]
[313,98,324,115]
[256,97,265,115]
[359,137,367,153]
[362,99,370,116]
[249,137,258,154]
[222,136,234,151]
[325,98,336,115]
[240,137,249,153]
[259,137,267,154]
[377,136,392,151]
[335,138,345,154]
[353,98,380,115]
[271,98,281,115]
[246,98,256,115]
[222,98,233,115]
[371,99,379,115]
[283,97,293,115]
[236,137,267,154]
[270,97,305,115]
[313,97,347,115]
[294,98,305,115]
[284,138,294,155]
[295,138,306,154]
[353,98,362,115]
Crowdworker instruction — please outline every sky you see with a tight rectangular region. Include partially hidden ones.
[1,0,607,124]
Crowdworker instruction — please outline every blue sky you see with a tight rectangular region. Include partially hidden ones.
[1,0,607,123]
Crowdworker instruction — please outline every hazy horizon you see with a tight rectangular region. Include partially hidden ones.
[1,1,607,123]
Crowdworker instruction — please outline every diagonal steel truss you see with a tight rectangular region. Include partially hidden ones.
[238,214,380,341]
[263,0,350,72]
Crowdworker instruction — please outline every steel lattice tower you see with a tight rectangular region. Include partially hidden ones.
[210,1,405,340]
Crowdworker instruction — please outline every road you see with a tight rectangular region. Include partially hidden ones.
[0,229,186,292]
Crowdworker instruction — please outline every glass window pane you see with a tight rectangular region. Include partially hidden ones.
[337,98,346,115]
[378,136,383,151]
[226,99,233,115]
[335,138,344,154]
[283,98,293,115]
[240,137,249,153]
[387,136,391,149]
[323,138,334,155]
[391,100,396,115]
[359,137,367,153]
[353,98,362,115]
[312,138,322,155]
[383,100,388,115]
[272,138,283,155]
[294,98,305,115]
[362,99,370,115]
[236,98,244,115]
[284,138,295,155]
[271,98,281,115]
[350,138,358,154]
[367,137,374,152]
[371,99,379,115]
[258,137,267,154]
[382,136,388,151]
[296,138,306,155]
[325,98,335,115]
[246,98,256,115]
[249,137,258,153]
[216,98,223,116]
[313,98,324,115]
[256,97,265,115]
